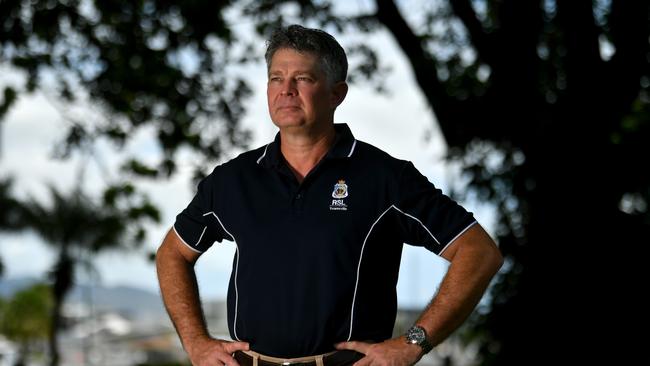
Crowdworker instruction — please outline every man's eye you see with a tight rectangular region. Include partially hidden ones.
[297,76,312,82]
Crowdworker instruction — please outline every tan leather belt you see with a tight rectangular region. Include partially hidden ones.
[234,350,362,366]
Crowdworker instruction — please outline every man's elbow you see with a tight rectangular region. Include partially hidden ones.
[486,242,504,275]
[155,236,181,271]
[156,230,200,268]
[155,241,171,274]
[155,243,166,267]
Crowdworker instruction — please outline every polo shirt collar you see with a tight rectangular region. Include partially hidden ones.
[257,123,357,168]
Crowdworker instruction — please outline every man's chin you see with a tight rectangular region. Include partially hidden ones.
[271,119,307,129]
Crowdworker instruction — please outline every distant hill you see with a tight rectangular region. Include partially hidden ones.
[0,276,167,319]
[0,276,40,298]
[68,283,168,319]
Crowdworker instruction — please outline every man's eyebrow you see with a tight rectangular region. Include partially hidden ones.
[269,69,316,74]
[268,70,319,78]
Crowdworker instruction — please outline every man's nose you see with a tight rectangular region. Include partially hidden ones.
[280,79,297,96]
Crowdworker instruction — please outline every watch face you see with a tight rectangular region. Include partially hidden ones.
[406,326,426,344]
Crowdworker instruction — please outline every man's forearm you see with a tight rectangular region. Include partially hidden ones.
[416,239,503,347]
[156,245,210,352]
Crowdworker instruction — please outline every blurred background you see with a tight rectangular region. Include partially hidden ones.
[1,1,648,365]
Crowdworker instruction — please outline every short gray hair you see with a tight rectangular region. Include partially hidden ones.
[265,25,348,85]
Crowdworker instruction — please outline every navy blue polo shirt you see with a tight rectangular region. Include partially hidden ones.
[174,123,476,358]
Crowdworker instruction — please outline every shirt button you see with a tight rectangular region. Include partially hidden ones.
[296,193,302,199]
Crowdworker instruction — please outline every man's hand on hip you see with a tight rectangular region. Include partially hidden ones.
[187,337,250,366]
[334,337,423,366]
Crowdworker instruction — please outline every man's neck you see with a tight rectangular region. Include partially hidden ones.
[279,124,337,183]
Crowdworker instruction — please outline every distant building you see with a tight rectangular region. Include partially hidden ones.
[0,336,18,366]
[58,302,186,366]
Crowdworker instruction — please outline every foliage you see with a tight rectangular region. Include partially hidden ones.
[0,0,250,178]
[0,178,24,232]
[19,182,160,254]
[0,1,386,180]
[0,283,52,350]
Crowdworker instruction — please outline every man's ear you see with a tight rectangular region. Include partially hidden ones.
[330,81,348,108]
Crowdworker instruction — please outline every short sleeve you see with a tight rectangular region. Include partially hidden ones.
[396,161,477,255]
[173,171,228,253]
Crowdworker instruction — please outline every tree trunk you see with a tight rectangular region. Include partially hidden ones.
[48,250,73,366]
[48,296,62,366]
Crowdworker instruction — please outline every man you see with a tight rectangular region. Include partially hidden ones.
[156,25,503,366]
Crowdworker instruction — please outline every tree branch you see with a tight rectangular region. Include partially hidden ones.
[448,0,496,65]
[555,1,603,103]
[374,0,477,147]
[606,0,650,118]
[483,0,545,147]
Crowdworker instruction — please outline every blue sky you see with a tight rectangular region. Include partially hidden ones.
[0,23,496,309]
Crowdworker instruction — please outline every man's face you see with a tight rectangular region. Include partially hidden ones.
[267,48,343,131]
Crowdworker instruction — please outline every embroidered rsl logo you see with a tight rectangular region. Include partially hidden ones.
[330,179,349,211]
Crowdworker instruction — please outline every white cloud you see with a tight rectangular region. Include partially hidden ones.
[0,232,57,278]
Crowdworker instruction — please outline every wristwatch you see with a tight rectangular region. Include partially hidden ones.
[405,325,434,354]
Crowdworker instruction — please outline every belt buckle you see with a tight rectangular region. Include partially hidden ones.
[281,361,308,366]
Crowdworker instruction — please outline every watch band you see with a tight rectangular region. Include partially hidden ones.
[405,325,434,354]
[420,338,434,354]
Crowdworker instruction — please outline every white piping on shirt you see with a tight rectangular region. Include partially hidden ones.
[202,211,242,341]
[439,221,478,256]
[347,204,394,341]
[195,226,207,247]
[172,225,203,254]
[256,144,270,164]
[257,139,356,164]
[347,205,469,340]
[347,140,357,157]
[392,205,441,245]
